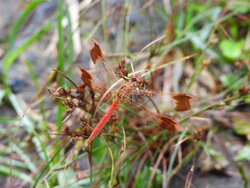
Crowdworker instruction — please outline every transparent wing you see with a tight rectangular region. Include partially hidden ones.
[128,88,200,113]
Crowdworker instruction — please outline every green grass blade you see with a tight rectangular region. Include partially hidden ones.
[65,4,74,85]
[24,60,47,130]
[0,165,34,184]
[0,156,28,169]
[166,130,188,186]
[57,0,65,74]
[57,0,66,129]
[12,143,37,172]
[8,93,49,163]
[6,0,46,52]
[2,23,53,89]
[0,117,16,123]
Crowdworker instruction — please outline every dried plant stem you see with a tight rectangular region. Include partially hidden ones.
[52,69,78,88]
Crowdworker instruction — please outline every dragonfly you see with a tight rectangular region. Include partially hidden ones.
[83,40,198,147]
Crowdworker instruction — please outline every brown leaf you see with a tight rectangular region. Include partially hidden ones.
[76,66,96,111]
[172,93,194,112]
[89,39,104,64]
[157,114,184,131]
[76,66,92,85]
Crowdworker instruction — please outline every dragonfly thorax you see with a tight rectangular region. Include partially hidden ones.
[116,82,140,101]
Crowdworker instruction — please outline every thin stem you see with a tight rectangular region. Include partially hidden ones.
[52,69,78,88]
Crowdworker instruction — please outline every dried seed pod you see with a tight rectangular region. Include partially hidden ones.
[117,58,128,78]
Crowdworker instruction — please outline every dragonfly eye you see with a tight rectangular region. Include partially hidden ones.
[131,77,136,82]
[132,82,138,87]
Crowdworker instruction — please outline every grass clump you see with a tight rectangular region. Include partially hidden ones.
[0,0,249,187]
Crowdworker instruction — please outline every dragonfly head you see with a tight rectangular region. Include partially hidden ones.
[130,74,147,90]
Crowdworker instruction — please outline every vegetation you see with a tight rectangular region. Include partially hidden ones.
[0,0,249,187]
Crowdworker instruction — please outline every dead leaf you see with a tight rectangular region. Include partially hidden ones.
[76,66,92,85]
[76,66,95,111]
[89,39,104,64]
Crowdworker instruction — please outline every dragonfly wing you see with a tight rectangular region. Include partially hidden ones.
[172,93,194,112]
[133,89,199,112]
[157,114,185,132]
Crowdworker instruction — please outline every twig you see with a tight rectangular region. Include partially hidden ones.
[52,69,78,88]
[139,34,166,53]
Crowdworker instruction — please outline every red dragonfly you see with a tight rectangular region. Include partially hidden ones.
[83,40,197,147]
